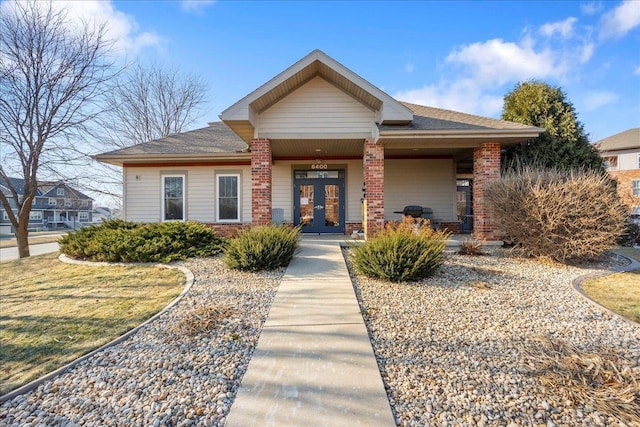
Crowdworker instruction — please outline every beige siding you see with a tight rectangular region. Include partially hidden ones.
[271,159,364,223]
[256,77,376,138]
[385,159,456,222]
[124,166,252,223]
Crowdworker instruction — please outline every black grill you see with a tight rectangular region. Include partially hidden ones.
[401,205,424,218]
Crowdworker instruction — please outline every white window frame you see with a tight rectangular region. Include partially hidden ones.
[29,211,42,221]
[161,174,186,222]
[57,188,64,196]
[633,180,640,197]
[216,173,241,222]
[81,200,89,207]
[48,198,57,206]
[78,211,89,222]
[637,153,640,169]
[2,211,9,221]
[64,199,72,207]
[604,156,618,171]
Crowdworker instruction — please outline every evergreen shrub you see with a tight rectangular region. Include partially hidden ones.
[352,217,449,282]
[225,224,300,271]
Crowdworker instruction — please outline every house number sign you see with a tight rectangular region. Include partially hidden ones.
[311,162,328,170]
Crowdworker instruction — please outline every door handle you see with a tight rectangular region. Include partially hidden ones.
[314,205,324,210]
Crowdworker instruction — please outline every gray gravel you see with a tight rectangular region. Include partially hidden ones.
[1,256,283,427]
[345,249,640,427]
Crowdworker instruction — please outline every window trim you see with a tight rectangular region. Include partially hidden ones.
[78,211,89,222]
[161,174,186,222]
[216,173,241,222]
[81,200,89,208]
[56,188,65,196]
[633,180,640,197]
[29,211,42,221]
[48,198,57,206]
[2,211,8,221]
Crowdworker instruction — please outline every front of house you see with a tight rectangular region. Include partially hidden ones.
[95,50,543,240]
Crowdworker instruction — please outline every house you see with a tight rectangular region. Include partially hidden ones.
[0,177,94,235]
[594,128,640,214]
[95,50,543,240]
[92,206,121,223]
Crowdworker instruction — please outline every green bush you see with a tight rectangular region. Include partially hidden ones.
[225,224,300,271]
[351,217,449,282]
[486,167,628,262]
[60,220,224,263]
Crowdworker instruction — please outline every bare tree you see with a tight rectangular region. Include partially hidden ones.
[0,1,115,258]
[101,62,209,148]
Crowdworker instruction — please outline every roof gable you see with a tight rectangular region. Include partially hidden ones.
[594,128,640,152]
[220,50,413,141]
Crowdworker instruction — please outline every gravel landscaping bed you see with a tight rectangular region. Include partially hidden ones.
[1,256,283,427]
[345,248,640,427]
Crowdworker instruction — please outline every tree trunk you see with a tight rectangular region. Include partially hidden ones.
[16,217,30,258]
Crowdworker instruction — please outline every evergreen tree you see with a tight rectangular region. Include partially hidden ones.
[501,81,604,172]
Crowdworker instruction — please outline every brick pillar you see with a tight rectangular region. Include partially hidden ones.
[473,143,501,241]
[251,138,272,225]
[363,138,384,238]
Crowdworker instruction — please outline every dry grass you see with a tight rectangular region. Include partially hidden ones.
[521,336,640,426]
[0,252,185,395]
[458,237,485,256]
[582,269,640,323]
[168,304,236,338]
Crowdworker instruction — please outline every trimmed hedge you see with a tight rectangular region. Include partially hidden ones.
[225,224,300,271]
[352,218,449,282]
[60,220,224,263]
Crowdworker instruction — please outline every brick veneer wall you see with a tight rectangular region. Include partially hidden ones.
[608,169,640,211]
[439,221,461,234]
[250,138,272,225]
[363,138,384,238]
[472,143,501,241]
[346,222,363,235]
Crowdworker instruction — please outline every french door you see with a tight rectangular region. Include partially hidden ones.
[294,178,345,234]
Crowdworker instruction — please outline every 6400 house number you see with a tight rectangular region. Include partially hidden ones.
[311,163,328,170]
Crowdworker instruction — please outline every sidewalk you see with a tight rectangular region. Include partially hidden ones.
[226,236,395,427]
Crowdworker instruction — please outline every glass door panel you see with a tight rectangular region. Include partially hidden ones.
[324,184,339,227]
[299,185,314,228]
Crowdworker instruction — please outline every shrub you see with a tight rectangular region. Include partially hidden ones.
[485,167,628,262]
[351,217,449,282]
[225,224,300,271]
[617,219,640,247]
[60,220,224,263]
[458,237,485,256]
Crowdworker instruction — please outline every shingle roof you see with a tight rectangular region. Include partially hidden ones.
[378,102,543,132]
[594,128,640,152]
[97,122,248,157]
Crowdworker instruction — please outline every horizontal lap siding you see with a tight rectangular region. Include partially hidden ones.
[384,159,456,222]
[124,166,251,223]
[271,159,364,223]
[257,77,375,137]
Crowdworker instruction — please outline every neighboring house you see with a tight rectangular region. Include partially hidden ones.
[92,206,121,223]
[594,128,640,214]
[0,177,93,235]
[95,50,544,241]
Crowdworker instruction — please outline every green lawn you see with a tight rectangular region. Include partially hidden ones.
[0,253,185,395]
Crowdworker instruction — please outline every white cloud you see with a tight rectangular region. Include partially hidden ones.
[600,0,640,39]
[635,65,640,75]
[583,91,619,111]
[181,0,216,13]
[405,63,414,74]
[540,17,578,38]
[581,1,603,15]
[445,38,564,86]
[580,42,595,63]
[0,0,161,55]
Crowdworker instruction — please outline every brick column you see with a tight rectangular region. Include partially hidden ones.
[363,138,384,238]
[251,138,272,225]
[473,143,501,241]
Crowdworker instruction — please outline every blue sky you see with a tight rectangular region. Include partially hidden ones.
[6,0,640,141]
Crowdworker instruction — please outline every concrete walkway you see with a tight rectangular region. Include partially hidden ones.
[226,236,395,427]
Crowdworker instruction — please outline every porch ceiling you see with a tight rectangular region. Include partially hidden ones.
[270,139,364,158]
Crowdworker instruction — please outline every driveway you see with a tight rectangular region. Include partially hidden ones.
[0,242,60,262]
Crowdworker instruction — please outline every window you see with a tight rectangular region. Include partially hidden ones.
[57,188,64,196]
[79,212,89,222]
[162,175,185,221]
[48,198,57,206]
[633,180,640,197]
[603,156,618,170]
[637,153,640,169]
[29,211,42,221]
[81,200,89,208]
[2,211,8,221]
[217,174,240,222]
[64,199,72,207]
